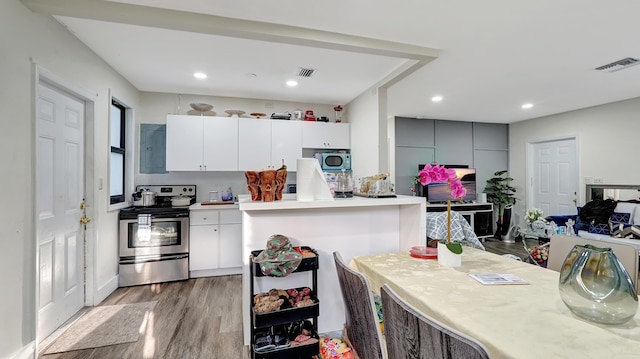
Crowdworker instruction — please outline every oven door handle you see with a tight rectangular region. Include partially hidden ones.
[119,253,188,265]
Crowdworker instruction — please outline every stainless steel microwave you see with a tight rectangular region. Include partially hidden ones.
[315,152,351,172]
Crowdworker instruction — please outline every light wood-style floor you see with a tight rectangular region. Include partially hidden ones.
[38,239,526,359]
[40,275,250,359]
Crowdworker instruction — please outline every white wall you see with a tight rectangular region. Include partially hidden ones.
[0,1,140,357]
[348,86,382,182]
[510,97,640,225]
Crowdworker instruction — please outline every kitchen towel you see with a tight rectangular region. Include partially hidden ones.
[297,158,333,201]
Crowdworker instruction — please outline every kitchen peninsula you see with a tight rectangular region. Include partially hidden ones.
[239,195,426,344]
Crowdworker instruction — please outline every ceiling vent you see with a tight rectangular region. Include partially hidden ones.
[297,67,316,78]
[595,57,640,73]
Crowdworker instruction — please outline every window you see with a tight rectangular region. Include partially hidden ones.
[110,99,126,204]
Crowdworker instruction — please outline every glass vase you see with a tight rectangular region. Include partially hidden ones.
[559,244,638,325]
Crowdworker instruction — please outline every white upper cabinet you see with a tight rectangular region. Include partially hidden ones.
[166,116,345,171]
[166,115,238,171]
[302,122,350,149]
[166,115,204,171]
[203,117,238,171]
[238,118,271,171]
[271,120,302,171]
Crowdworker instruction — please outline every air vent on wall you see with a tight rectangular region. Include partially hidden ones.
[297,67,316,78]
[595,57,640,73]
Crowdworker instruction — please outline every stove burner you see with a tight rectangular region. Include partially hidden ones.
[121,185,196,220]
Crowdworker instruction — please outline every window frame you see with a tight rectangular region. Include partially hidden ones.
[110,99,126,205]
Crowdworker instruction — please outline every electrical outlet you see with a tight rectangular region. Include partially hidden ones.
[594,178,604,184]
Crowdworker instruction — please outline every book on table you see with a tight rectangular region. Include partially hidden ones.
[468,273,529,285]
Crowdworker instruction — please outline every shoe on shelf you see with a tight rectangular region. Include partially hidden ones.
[254,332,275,352]
[272,325,290,349]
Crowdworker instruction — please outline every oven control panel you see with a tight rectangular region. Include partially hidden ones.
[136,185,196,198]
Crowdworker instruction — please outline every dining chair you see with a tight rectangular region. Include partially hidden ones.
[547,234,639,291]
[333,251,386,359]
[380,284,491,359]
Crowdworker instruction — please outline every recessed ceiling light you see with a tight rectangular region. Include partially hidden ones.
[194,72,207,79]
[431,95,443,102]
[522,103,534,109]
[286,80,298,87]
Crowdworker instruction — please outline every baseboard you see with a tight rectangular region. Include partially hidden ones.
[10,341,34,359]
[95,275,119,305]
[189,267,242,278]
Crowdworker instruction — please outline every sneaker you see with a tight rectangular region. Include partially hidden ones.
[254,332,275,352]
[273,325,290,349]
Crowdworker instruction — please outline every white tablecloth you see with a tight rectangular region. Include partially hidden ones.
[351,248,640,359]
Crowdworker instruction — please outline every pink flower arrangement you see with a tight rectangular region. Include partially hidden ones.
[417,163,467,200]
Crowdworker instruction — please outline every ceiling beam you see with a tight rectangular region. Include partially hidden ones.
[22,0,439,62]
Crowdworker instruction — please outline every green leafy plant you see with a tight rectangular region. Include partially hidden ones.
[483,170,517,237]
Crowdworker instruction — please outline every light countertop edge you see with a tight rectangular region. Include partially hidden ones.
[238,194,426,211]
[189,203,240,210]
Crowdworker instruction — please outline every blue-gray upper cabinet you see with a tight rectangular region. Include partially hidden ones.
[435,120,473,166]
[139,124,167,174]
[395,117,435,147]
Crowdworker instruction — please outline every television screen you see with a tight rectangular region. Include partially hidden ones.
[425,168,477,203]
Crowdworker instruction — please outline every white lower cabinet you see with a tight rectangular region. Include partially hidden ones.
[189,207,242,277]
[219,223,243,268]
[189,224,220,271]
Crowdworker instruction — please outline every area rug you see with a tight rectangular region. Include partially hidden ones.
[44,301,157,354]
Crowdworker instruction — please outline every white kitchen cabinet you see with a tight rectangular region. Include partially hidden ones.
[189,224,220,271]
[203,117,239,171]
[271,120,302,171]
[219,223,243,268]
[166,115,204,171]
[189,206,242,277]
[238,118,271,171]
[166,115,238,171]
[302,122,350,149]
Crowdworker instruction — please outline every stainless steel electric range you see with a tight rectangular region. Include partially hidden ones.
[118,185,196,287]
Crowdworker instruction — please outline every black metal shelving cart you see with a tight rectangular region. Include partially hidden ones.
[249,247,319,359]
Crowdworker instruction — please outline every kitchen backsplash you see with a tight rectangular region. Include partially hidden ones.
[137,171,298,203]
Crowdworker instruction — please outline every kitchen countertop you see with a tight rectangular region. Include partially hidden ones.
[189,202,239,210]
[238,194,425,211]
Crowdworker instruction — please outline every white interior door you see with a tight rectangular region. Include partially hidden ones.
[530,138,578,216]
[37,82,85,340]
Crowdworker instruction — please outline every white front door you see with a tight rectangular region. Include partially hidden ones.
[36,81,86,340]
[530,138,578,216]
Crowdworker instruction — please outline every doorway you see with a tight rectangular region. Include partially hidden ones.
[527,137,579,216]
[35,67,96,344]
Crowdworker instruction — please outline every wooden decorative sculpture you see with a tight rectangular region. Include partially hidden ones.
[245,171,261,201]
[258,169,277,202]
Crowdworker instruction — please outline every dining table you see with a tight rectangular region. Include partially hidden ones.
[350,247,640,359]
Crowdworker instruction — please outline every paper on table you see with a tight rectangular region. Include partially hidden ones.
[469,273,529,285]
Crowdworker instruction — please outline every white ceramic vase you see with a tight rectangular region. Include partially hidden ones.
[437,242,462,267]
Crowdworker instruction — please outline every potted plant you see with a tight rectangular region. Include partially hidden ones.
[417,163,467,265]
[483,170,517,240]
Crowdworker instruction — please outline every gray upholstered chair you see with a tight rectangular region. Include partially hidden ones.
[333,251,386,359]
[381,284,491,359]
